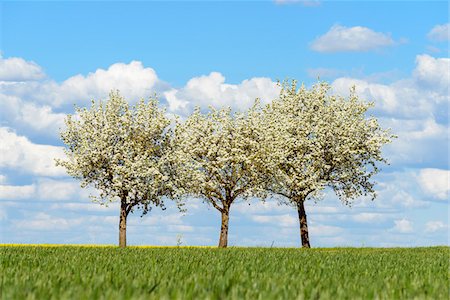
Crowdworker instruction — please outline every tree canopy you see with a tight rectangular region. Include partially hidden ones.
[259,80,394,247]
[56,91,175,247]
[171,105,266,247]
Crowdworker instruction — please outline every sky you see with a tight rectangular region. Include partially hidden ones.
[0,0,448,247]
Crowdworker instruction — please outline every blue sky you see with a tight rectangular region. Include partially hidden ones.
[0,0,448,247]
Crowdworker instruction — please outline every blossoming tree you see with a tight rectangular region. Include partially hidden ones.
[171,105,265,248]
[260,81,394,248]
[56,91,175,247]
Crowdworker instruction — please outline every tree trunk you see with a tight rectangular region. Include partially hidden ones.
[119,201,128,248]
[297,199,311,248]
[218,207,230,248]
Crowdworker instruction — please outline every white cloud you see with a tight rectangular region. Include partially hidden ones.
[331,55,449,117]
[12,213,117,231]
[391,218,413,233]
[418,169,449,200]
[391,190,427,208]
[427,23,450,42]
[20,103,66,132]
[0,56,46,81]
[50,202,118,213]
[307,205,341,214]
[0,208,6,221]
[310,25,396,53]
[0,94,66,136]
[37,178,83,201]
[132,212,185,227]
[234,199,291,214]
[309,224,343,236]
[381,118,449,167]
[332,78,399,112]
[425,221,447,233]
[167,225,194,233]
[352,213,387,223]
[13,212,76,230]
[0,127,66,176]
[0,58,279,122]
[0,174,7,184]
[413,54,449,93]
[0,184,35,199]
[251,214,297,227]
[163,72,280,115]
[0,61,160,136]
[0,178,91,201]
[55,61,159,106]
[357,171,428,209]
[331,54,449,168]
[0,60,162,109]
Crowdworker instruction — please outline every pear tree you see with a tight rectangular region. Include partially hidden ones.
[260,81,394,248]
[171,105,265,248]
[56,91,174,247]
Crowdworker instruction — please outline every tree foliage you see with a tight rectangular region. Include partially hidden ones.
[56,91,174,247]
[171,105,266,247]
[259,80,395,247]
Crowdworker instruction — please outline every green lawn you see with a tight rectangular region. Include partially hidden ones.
[1,246,448,299]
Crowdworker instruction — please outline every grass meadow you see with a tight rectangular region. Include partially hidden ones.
[1,245,448,299]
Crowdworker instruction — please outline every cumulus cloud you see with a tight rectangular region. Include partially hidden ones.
[413,54,450,93]
[134,213,187,227]
[332,78,399,113]
[1,57,280,127]
[0,60,162,109]
[331,54,449,168]
[391,218,413,233]
[0,184,35,199]
[309,224,343,236]
[0,60,163,138]
[381,118,448,168]
[0,178,90,201]
[250,213,344,237]
[251,214,297,227]
[12,213,116,231]
[310,25,396,53]
[0,127,66,176]
[0,56,46,81]
[163,72,280,115]
[0,94,66,137]
[427,23,450,42]
[36,178,85,201]
[50,202,118,213]
[0,209,6,221]
[234,199,291,214]
[352,170,430,210]
[352,213,387,223]
[418,169,449,200]
[425,221,447,233]
[332,55,449,118]
[55,61,160,106]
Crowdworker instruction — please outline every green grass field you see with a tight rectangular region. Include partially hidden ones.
[1,246,448,299]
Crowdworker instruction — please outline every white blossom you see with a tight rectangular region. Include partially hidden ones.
[56,91,175,247]
[170,104,266,247]
[259,80,394,247]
